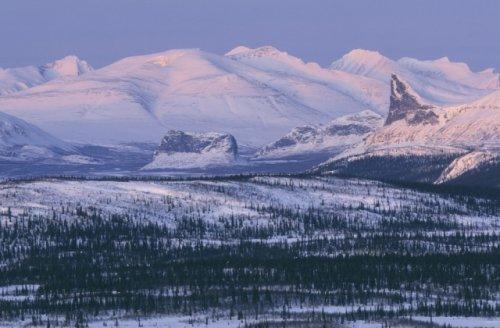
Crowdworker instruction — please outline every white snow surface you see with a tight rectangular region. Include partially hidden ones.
[331,49,498,105]
[142,152,237,170]
[0,110,75,161]
[0,55,92,95]
[435,151,499,184]
[327,84,500,163]
[0,46,495,147]
[257,110,384,159]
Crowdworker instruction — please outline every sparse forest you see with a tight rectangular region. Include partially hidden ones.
[0,175,498,326]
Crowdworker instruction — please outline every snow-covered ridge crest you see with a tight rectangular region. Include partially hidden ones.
[435,151,499,184]
[330,48,498,106]
[142,130,239,170]
[257,110,383,159]
[0,46,496,147]
[0,55,92,95]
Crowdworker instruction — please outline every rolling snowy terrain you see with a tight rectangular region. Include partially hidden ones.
[0,175,498,327]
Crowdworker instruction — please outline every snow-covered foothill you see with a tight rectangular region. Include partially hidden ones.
[0,110,76,162]
[435,151,499,184]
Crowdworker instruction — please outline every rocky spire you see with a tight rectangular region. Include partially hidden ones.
[386,74,438,126]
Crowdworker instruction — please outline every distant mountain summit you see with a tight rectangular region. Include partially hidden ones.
[0,56,92,95]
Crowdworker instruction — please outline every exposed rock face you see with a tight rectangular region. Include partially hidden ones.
[257,111,383,159]
[154,130,237,155]
[143,130,238,170]
[386,74,438,126]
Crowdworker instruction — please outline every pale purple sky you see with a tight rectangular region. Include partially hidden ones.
[1,0,498,71]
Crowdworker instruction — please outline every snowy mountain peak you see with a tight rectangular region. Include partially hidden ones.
[386,74,437,126]
[40,55,93,79]
[0,55,93,95]
[330,49,394,77]
[224,46,252,56]
[341,49,387,61]
[225,45,287,59]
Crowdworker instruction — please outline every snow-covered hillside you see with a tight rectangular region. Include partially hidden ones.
[0,56,92,96]
[0,110,78,162]
[256,110,383,159]
[435,151,499,184]
[142,130,239,170]
[0,46,494,147]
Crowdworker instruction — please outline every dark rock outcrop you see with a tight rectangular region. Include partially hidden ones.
[386,74,438,126]
[154,130,237,156]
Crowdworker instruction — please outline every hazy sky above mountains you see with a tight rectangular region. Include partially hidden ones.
[1,0,498,71]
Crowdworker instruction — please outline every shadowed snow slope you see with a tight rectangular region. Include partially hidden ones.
[0,110,76,162]
[0,56,92,96]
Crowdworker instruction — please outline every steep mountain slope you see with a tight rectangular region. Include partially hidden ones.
[142,130,238,170]
[330,49,498,106]
[256,110,383,159]
[0,110,76,162]
[0,56,92,95]
[319,75,500,186]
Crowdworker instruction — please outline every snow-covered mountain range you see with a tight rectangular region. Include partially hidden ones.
[0,46,497,182]
[0,46,496,147]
